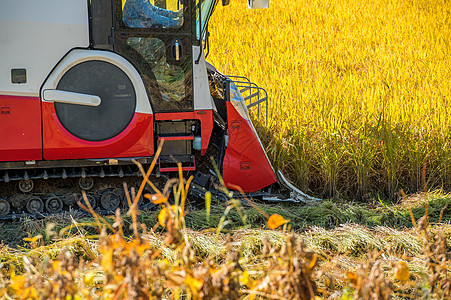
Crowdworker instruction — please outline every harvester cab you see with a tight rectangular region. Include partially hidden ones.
[0,0,316,218]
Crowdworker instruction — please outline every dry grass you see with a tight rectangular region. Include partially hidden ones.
[1,213,451,299]
[209,0,451,199]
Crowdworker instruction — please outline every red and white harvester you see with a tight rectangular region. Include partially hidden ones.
[0,0,316,217]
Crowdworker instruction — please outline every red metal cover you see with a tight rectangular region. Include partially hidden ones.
[0,95,42,162]
[222,102,277,193]
[42,102,154,160]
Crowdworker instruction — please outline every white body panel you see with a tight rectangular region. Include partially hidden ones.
[193,46,215,111]
[41,49,153,114]
[0,0,89,96]
[43,90,101,106]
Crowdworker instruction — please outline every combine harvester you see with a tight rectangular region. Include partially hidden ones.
[0,0,318,218]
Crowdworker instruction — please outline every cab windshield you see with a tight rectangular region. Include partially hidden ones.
[122,0,184,29]
[196,0,217,40]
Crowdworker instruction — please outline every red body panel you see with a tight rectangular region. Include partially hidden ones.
[223,102,277,193]
[42,102,154,160]
[0,95,42,162]
[155,110,213,155]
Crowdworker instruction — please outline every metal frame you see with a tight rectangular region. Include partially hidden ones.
[226,75,269,125]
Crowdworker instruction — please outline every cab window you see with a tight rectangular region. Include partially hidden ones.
[122,0,184,28]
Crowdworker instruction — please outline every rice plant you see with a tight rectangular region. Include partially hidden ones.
[208,0,451,200]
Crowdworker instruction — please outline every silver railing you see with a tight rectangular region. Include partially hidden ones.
[226,75,269,126]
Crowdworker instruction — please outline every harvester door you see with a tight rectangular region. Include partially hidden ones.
[114,0,193,113]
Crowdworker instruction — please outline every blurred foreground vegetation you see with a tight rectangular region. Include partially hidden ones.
[1,186,451,299]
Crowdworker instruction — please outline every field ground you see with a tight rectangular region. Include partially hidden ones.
[2,190,451,246]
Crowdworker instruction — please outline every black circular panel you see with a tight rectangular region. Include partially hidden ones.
[55,61,136,141]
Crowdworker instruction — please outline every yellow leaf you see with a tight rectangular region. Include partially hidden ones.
[10,275,26,291]
[101,249,114,272]
[239,270,251,287]
[308,253,318,271]
[24,235,42,243]
[267,214,290,229]
[346,271,358,285]
[394,261,410,281]
[22,286,38,299]
[209,267,220,274]
[158,208,169,227]
[10,266,15,279]
[158,205,176,227]
[136,243,150,256]
[52,261,61,272]
[248,281,259,300]
[158,259,170,271]
[205,191,211,222]
[184,274,203,295]
[174,288,182,300]
[29,287,38,299]
[144,193,168,204]
[84,271,96,286]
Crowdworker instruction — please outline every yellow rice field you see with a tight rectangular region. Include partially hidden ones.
[208,0,451,199]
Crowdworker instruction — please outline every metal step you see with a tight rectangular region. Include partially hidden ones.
[157,134,194,141]
[158,155,196,172]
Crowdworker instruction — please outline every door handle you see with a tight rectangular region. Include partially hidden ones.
[171,39,183,61]
[43,90,101,106]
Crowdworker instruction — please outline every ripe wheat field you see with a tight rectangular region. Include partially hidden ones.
[209,0,451,200]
